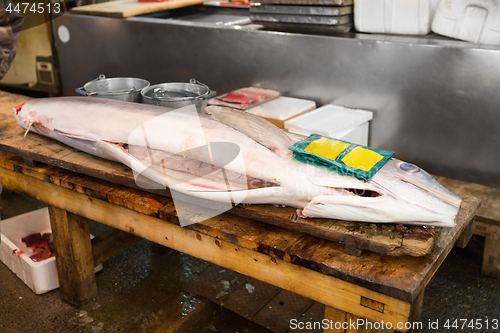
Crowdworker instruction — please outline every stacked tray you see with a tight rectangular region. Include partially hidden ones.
[250,0,353,33]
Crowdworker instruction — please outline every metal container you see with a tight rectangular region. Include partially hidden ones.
[76,75,150,103]
[141,79,215,113]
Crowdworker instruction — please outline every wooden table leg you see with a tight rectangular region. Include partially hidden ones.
[48,205,98,306]
[482,228,500,277]
[474,221,500,277]
[323,291,425,333]
[406,290,424,333]
[455,218,476,248]
[324,306,396,333]
[324,306,346,333]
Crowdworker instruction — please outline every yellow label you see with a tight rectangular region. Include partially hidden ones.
[341,146,384,171]
[304,137,350,161]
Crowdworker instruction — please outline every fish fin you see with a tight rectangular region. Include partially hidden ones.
[158,151,279,192]
[104,142,279,192]
[206,105,295,156]
[23,122,32,138]
[54,129,96,141]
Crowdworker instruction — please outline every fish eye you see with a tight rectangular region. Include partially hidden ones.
[400,163,420,173]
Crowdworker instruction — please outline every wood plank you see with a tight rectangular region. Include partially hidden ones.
[482,231,500,277]
[474,221,500,277]
[70,0,206,18]
[0,113,442,257]
[0,156,479,303]
[0,165,413,327]
[91,227,143,266]
[406,290,424,333]
[230,204,440,257]
[324,308,397,333]
[324,306,346,333]
[250,289,313,333]
[220,277,282,319]
[345,313,361,333]
[437,176,499,225]
[0,91,31,116]
[48,206,97,306]
[436,177,500,276]
[454,217,475,248]
[284,302,325,333]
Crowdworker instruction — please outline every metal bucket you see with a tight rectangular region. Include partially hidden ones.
[141,79,216,113]
[76,75,150,103]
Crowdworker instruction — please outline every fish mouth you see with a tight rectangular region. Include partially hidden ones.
[14,103,25,115]
[342,188,382,198]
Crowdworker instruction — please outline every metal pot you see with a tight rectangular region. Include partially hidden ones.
[76,75,150,103]
[141,79,216,113]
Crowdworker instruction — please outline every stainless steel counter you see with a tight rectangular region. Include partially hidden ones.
[53,8,500,186]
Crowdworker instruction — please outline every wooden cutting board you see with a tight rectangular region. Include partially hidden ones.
[70,0,207,18]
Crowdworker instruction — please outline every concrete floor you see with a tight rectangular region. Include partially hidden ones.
[0,189,499,333]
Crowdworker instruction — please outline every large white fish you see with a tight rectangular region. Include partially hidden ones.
[15,97,461,227]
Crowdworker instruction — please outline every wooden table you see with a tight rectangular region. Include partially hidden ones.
[0,92,479,332]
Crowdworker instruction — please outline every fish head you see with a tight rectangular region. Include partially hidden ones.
[301,159,461,227]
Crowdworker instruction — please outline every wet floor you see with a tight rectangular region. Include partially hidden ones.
[0,189,499,333]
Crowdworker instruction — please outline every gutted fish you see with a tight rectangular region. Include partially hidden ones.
[15,97,461,227]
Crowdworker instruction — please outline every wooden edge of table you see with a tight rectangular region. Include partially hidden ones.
[0,165,414,328]
[409,196,480,300]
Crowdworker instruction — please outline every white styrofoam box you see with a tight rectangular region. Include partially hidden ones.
[247,96,316,129]
[432,0,500,45]
[284,104,373,146]
[0,207,101,294]
[354,0,440,35]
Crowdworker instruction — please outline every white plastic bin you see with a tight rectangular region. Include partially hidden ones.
[431,0,500,45]
[0,207,101,294]
[284,104,373,146]
[354,0,440,35]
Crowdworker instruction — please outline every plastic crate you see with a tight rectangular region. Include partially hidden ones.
[432,0,500,45]
[354,0,440,35]
[0,207,101,294]
[284,104,373,146]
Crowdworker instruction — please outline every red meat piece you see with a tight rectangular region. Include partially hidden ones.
[21,233,42,247]
[238,88,273,104]
[21,232,55,262]
[219,92,250,105]
[30,246,54,262]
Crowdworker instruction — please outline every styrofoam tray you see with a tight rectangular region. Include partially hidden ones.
[0,207,101,294]
[354,0,440,35]
[246,96,316,128]
[284,104,373,146]
[431,0,500,45]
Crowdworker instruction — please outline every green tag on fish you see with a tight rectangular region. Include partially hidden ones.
[289,134,395,181]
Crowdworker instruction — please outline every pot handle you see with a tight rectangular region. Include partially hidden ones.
[75,87,88,96]
[189,78,216,100]
[76,74,105,96]
[205,90,217,99]
[75,87,97,97]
